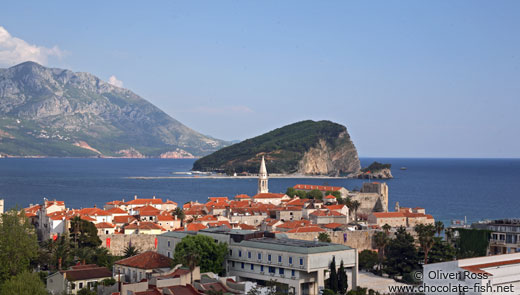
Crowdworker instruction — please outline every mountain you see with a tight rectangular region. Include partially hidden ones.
[192,120,361,176]
[0,62,229,157]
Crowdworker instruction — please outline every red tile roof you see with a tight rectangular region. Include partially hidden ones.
[372,212,406,218]
[322,222,344,229]
[325,205,346,211]
[115,251,172,269]
[126,198,163,205]
[277,220,311,229]
[208,221,232,229]
[253,193,285,199]
[234,194,250,199]
[197,215,218,222]
[79,208,112,216]
[62,265,112,281]
[461,259,520,276]
[186,223,207,231]
[167,284,202,295]
[124,222,165,231]
[157,215,176,222]
[238,223,257,230]
[113,215,137,224]
[106,207,128,214]
[310,210,345,217]
[95,222,115,228]
[287,226,326,233]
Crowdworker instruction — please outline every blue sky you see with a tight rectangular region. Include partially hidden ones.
[1,1,519,157]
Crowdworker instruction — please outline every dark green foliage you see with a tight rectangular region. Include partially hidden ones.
[358,250,378,271]
[70,216,102,249]
[453,228,491,258]
[286,187,297,197]
[306,189,324,200]
[101,278,116,286]
[173,235,228,275]
[328,257,338,292]
[0,271,48,295]
[415,224,436,264]
[338,260,348,294]
[347,287,381,295]
[419,237,456,264]
[77,288,97,295]
[318,232,331,243]
[193,120,355,174]
[361,162,391,173]
[123,245,141,258]
[0,209,39,284]
[322,289,336,295]
[384,227,420,282]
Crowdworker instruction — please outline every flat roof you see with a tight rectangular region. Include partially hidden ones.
[236,237,353,254]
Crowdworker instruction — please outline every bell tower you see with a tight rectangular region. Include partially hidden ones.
[258,156,269,194]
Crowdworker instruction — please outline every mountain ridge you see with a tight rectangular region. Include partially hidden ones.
[0,61,229,157]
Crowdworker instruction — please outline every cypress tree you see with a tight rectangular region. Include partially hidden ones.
[329,256,338,292]
[338,260,348,294]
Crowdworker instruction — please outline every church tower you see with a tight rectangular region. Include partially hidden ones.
[258,156,269,194]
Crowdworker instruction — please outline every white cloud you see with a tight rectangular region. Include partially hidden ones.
[0,26,64,67]
[191,105,254,114]
[108,75,124,88]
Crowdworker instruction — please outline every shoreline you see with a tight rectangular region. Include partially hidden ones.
[127,175,355,179]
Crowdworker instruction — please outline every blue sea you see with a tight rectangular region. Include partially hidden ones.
[0,158,519,225]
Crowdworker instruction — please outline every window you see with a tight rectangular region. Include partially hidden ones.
[292,270,295,277]
[261,265,264,272]
[168,241,171,247]
[79,282,83,289]
[289,257,293,264]
[229,249,233,256]
[239,250,242,257]
[241,263,245,269]
[258,253,262,260]
[279,268,284,275]
[248,252,252,259]
[232,261,235,267]
[251,264,254,270]
[167,251,171,258]
[269,266,275,273]
[300,258,304,265]
[268,254,272,261]
[278,255,282,263]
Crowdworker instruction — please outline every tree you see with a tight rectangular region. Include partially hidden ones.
[172,207,186,227]
[358,250,378,272]
[381,224,391,236]
[415,224,436,265]
[69,216,101,249]
[307,189,323,200]
[351,201,360,222]
[123,244,141,258]
[0,209,39,283]
[373,232,388,270]
[434,221,444,237]
[0,271,48,295]
[338,260,348,294]
[328,256,338,292]
[173,235,228,275]
[318,232,331,243]
[286,187,297,197]
[77,288,97,295]
[420,237,456,264]
[384,227,420,282]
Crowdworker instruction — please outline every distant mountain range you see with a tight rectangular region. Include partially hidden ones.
[193,120,361,175]
[0,62,229,157]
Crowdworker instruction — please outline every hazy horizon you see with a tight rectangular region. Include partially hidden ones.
[1,1,519,158]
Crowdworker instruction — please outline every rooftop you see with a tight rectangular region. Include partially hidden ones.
[237,237,352,254]
[115,251,172,269]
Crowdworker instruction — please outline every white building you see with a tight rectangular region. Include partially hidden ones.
[157,228,358,295]
[47,264,112,295]
[422,253,520,295]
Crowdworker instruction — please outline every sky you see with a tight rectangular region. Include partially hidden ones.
[0,1,519,158]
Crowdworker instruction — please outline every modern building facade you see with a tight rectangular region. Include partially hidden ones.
[157,228,358,295]
[472,219,520,255]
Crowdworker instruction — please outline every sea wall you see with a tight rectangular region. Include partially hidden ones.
[99,234,157,256]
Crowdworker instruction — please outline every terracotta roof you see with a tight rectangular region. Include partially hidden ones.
[126,198,163,205]
[322,222,344,229]
[461,258,520,276]
[165,200,178,205]
[124,222,164,231]
[80,215,97,222]
[186,223,207,231]
[95,222,115,228]
[209,197,229,202]
[113,215,137,224]
[234,194,250,199]
[106,200,124,205]
[325,195,337,199]
[197,215,218,222]
[325,205,346,211]
[106,207,128,214]
[310,210,345,217]
[157,215,176,221]
[294,184,344,191]
[238,223,257,230]
[167,284,202,295]
[62,266,112,281]
[79,208,112,216]
[135,289,162,295]
[286,198,310,206]
[253,193,285,199]
[278,220,311,229]
[115,251,172,269]
[208,221,232,229]
[287,226,326,233]
[372,212,406,218]
[46,200,65,208]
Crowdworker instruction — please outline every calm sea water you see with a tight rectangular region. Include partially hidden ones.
[0,158,518,225]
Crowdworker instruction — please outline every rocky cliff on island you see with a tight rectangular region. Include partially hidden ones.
[192,120,361,176]
[349,161,393,179]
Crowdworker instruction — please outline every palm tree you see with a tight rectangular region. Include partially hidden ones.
[382,223,391,236]
[75,246,94,265]
[351,200,360,222]
[434,221,444,237]
[172,207,186,227]
[123,244,141,258]
[373,231,388,270]
[415,224,436,264]
[183,251,200,284]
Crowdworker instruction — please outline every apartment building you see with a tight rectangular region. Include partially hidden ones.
[473,219,520,255]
